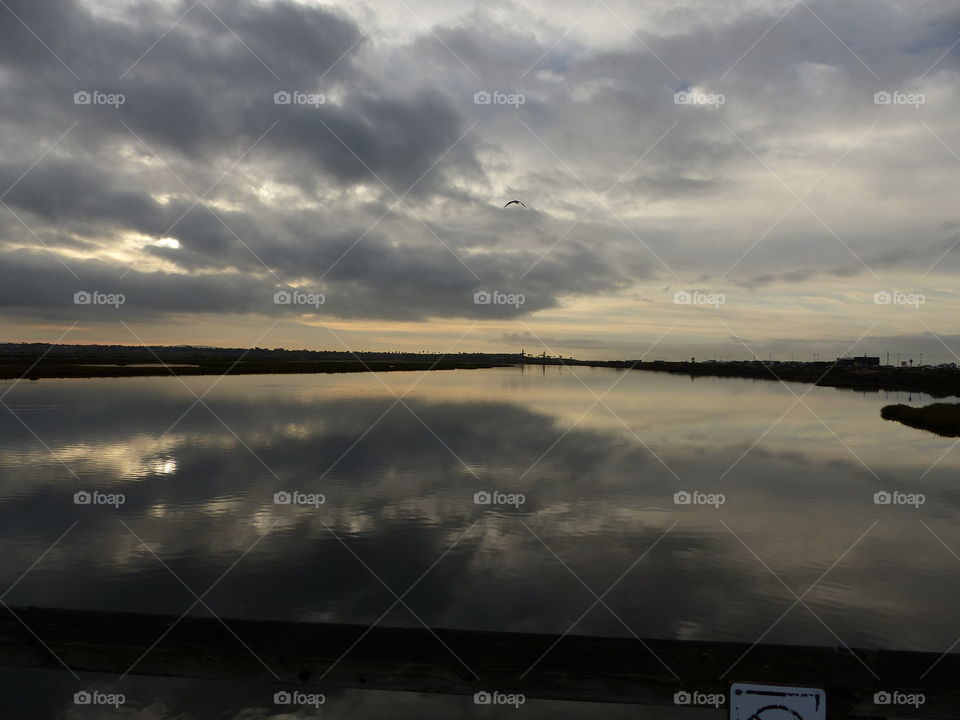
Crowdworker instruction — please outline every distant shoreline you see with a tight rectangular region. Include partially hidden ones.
[560,359,960,399]
[0,344,518,380]
[0,359,510,381]
[4,343,960,397]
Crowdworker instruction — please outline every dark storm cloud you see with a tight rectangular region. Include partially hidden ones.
[0,159,165,230]
[0,240,637,322]
[0,0,476,195]
[0,0,653,323]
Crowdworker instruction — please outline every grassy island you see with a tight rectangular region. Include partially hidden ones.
[881,403,960,437]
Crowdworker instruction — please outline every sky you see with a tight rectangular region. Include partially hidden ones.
[1,0,960,362]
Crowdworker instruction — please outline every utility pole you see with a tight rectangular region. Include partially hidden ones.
[885,351,890,366]
[920,353,923,366]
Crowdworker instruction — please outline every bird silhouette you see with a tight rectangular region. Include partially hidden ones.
[504,200,525,208]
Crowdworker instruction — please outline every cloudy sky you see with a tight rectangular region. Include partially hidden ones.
[2,0,960,361]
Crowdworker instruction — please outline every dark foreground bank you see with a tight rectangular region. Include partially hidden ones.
[2,605,959,716]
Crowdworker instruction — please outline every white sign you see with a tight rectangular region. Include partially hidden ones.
[730,683,825,719]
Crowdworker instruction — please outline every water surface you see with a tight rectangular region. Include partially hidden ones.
[1,366,957,716]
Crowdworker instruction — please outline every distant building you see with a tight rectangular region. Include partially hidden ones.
[835,356,881,367]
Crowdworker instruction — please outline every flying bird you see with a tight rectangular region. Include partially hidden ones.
[504,200,525,208]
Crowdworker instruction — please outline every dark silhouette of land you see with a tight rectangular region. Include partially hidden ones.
[4,343,960,398]
[0,343,520,380]
[882,403,960,437]
[557,358,960,398]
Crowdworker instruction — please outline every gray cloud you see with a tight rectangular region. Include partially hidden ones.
[1,0,959,339]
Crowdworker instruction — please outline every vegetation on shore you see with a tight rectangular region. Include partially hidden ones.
[6,343,960,400]
[565,359,960,399]
[881,403,960,437]
[0,344,514,380]
[0,359,509,380]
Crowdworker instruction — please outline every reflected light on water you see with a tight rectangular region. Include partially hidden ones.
[0,367,957,657]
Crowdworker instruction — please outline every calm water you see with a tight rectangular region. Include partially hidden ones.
[1,366,958,717]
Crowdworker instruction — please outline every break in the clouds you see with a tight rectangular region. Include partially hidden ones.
[2,0,960,357]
